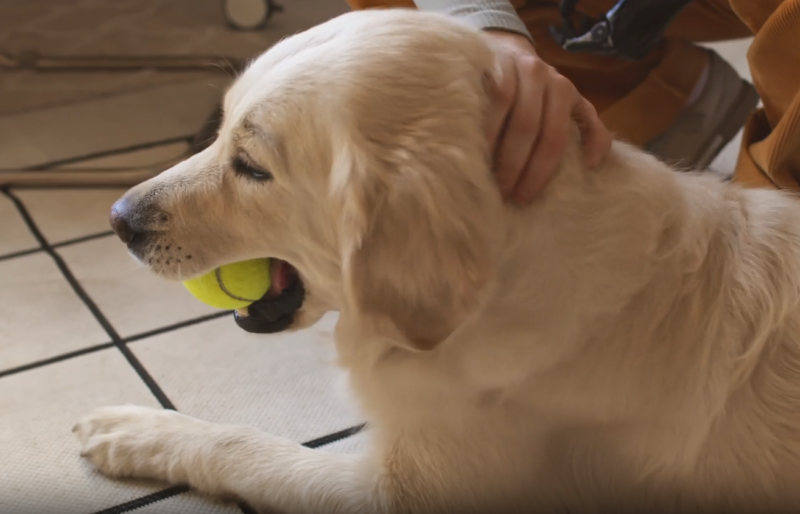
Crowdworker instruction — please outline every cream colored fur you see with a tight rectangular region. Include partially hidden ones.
[75,9,800,513]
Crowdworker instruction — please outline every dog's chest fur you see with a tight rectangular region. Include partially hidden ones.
[336,142,800,510]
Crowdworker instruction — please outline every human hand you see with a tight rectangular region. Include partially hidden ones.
[484,31,612,204]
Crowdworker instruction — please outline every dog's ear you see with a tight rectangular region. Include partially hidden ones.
[331,131,502,352]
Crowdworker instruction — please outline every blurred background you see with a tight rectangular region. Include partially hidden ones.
[0,0,348,185]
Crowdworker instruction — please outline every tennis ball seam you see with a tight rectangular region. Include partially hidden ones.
[215,268,262,302]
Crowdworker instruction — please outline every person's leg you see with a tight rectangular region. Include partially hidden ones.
[348,0,746,115]
[347,0,756,169]
[517,1,747,113]
[348,0,415,7]
[347,0,527,8]
[517,0,758,168]
[727,0,800,191]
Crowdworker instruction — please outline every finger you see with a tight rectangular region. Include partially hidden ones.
[494,57,547,197]
[573,98,613,169]
[484,53,518,153]
[512,75,576,204]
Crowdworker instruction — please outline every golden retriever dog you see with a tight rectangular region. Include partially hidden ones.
[74,9,800,513]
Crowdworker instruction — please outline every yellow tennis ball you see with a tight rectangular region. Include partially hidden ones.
[183,258,271,310]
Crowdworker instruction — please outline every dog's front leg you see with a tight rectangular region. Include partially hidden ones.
[74,406,378,514]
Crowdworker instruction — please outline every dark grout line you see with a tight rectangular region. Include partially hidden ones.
[23,136,192,172]
[0,229,113,265]
[0,246,43,262]
[91,485,190,514]
[0,76,228,121]
[1,187,176,410]
[51,230,116,249]
[0,342,115,380]
[124,310,233,344]
[303,423,368,449]
[0,310,235,382]
[8,184,144,190]
[93,423,368,514]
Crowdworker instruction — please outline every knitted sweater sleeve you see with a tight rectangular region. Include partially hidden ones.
[413,0,532,42]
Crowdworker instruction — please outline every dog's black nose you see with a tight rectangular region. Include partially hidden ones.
[109,198,138,244]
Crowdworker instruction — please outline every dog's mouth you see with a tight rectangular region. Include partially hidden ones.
[267,258,299,297]
[124,229,305,334]
[234,259,305,334]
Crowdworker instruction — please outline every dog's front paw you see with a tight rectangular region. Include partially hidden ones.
[73,405,210,483]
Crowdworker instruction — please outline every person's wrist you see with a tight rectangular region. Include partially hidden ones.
[484,29,536,54]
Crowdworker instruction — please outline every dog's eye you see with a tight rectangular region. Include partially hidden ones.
[232,156,273,182]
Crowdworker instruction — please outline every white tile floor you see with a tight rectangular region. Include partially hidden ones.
[14,188,126,243]
[0,79,228,170]
[58,236,220,337]
[0,5,754,514]
[0,195,38,255]
[0,350,166,514]
[0,188,367,514]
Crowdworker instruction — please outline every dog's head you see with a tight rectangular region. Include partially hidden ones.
[110,10,504,351]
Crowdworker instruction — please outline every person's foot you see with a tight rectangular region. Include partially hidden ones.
[645,50,760,171]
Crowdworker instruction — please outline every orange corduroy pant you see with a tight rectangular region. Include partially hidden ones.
[347,0,800,190]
